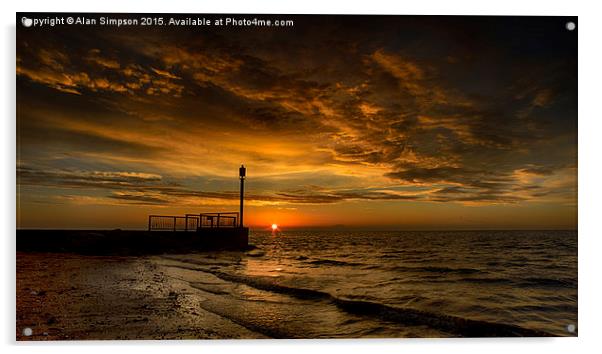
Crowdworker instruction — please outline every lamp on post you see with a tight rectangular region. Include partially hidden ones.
[239,164,246,227]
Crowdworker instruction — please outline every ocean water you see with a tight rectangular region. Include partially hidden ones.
[159,230,577,338]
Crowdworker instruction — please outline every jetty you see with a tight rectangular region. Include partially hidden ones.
[17,165,250,255]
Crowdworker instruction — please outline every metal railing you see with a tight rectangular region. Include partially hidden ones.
[148,212,239,231]
[199,213,239,228]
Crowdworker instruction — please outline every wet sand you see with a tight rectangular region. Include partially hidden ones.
[16,252,266,340]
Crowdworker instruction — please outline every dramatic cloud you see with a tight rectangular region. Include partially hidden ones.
[17,166,424,206]
[16,15,577,228]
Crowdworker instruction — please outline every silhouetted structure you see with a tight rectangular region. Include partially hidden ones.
[147,164,247,232]
[142,165,250,250]
[239,164,246,227]
[17,167,250,254]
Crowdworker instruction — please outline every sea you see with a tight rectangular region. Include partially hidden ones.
[159,230,577,338]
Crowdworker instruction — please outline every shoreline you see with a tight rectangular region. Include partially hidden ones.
[17,229,577,340]
[16,252,265,340]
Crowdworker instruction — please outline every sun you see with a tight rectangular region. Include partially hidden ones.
[271,224,278,230]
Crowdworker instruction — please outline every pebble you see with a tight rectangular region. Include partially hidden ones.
[246,249,265,257]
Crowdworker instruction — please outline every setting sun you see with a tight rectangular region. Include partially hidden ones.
[271,224,278,230]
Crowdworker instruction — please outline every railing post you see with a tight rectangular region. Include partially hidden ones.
[148,216,151,231]
[185,215,188,231]
[173,216,176,231]
[217,213,221,228]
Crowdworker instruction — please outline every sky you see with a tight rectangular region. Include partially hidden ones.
[16,14,577,230]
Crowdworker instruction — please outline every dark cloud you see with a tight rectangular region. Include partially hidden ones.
[108,193,170,205]
[16,15,577,213]
[17,166,426,205]
[17,166,164,189]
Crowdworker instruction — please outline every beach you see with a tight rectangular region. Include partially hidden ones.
[16,252,265,340]
[16,251,452,340]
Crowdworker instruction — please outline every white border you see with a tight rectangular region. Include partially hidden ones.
[2,1,600,353]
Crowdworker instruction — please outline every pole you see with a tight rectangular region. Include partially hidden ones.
[240,177,244,227]
[239,164,246,227]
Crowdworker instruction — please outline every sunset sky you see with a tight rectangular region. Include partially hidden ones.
[16,15,577,230]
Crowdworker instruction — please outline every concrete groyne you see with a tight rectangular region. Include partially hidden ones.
[16,228,250,255]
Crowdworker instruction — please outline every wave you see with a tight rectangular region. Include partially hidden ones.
[518,277,576,288]
[307,258,363,267]
[509,304,577,313]
[165,259,551,337]
[392,265,482,275]
[459,277,514,284]
[331,298,550,337]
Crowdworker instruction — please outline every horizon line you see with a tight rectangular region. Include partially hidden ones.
[15,227,578,232]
